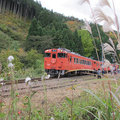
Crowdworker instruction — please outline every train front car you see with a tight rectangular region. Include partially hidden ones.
[44,48,69,76]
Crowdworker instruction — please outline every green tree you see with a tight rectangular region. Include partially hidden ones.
[52,30,65,48]
[90,23,109,43]
[77,36,84,56]
[25,49,43,68]
[27,17,38,37]
[24,36,53,53]
[38,9,54,28]
[0,49,24,71]
[38,26,44,36]
[50,28,56,37]
[61,29,74,51]
[73,29,79,53]
[90,23,110,60]
[81,30,94,57]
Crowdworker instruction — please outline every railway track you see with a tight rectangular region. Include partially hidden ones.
[0,72,95,85]
[0,77,42,85]
[0,75,96,97]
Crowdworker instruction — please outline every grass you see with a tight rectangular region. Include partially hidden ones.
[1,73,120,119]
[0,11,30,44]
[0,12,30,38]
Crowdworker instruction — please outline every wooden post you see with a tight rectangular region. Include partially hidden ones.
[57,71,60,81]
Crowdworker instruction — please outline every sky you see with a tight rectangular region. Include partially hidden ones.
[39,0,97,20]
[35,0,120,29]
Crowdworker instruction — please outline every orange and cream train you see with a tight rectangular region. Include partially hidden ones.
[44,48,118,76]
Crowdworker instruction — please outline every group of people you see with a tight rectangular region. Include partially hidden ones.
[94,66,118,79]
[110,66,118,75]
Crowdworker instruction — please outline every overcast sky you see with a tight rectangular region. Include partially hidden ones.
[37,0,120,29]
[39,0,95,20]
[40,1,118,18]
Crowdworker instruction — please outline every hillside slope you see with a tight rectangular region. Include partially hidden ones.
[0,12,30,41]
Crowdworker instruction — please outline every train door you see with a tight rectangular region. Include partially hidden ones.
[68,56,72,70]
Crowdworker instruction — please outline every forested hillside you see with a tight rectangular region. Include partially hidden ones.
[0,0,118,74]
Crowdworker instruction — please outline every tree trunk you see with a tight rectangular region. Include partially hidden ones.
[24,5,28,22]
[6,0,11,13]
[13,0,17,16]
[0,0,3,13]
[20,3,23,20]
[10,0,14,15]
[30,8,34,20]
[16,2,20,19]
[2,0,6,14]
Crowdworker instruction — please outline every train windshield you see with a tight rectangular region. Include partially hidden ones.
[57,53,65,58]
[45,53,51,57]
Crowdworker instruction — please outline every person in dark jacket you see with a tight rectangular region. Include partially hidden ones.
[97,69,101,79]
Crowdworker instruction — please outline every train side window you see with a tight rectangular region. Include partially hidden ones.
[74,58,76,64]
[45,53,51,57]
[77,58,78,64]
[52,54,56,58]
[94,62,96,64]
[85,60,86,65]
[80,59,82,64]
[97,63,98,66]
[57,53,65,58]
[83,60,84,65]
[70,56,72,62]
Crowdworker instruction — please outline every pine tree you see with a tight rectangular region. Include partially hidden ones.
[77,36,84,56]
[27,17,38,37]
[81,30,94,57]
[24,36,53,53]
[38,26,44,36]
[73,29,79,53]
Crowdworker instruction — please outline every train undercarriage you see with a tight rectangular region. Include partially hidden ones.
[45,69,96,78]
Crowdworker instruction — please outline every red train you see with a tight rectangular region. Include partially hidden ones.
[44,48,118,76]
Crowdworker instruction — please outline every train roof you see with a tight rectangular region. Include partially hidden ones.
[58,48,94,60]
[45,48,94,60]
[45,48,104,63]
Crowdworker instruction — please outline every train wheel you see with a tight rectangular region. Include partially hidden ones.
[77,71,82,76]
[67,72,71,77]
